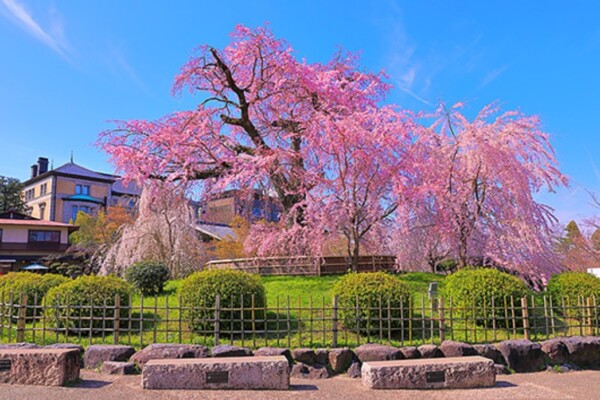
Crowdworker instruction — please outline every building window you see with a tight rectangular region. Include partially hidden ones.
[25,188,35,200]
[71,205,92,221]
[28,230,60,243]
[39,203,46,220]
[75,184,90,195]
[0,229,3,242]
[40,183,47,195]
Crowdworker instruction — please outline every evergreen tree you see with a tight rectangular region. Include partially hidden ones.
[0,175,29,214]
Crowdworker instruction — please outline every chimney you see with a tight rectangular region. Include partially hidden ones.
[37,157,49,175]
[30,164,38,179]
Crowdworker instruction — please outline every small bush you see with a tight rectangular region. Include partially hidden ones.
[437,259,457,273]
[333,272,412,334]
[546,272,600,302]
[49,262,85,278]
[179,269,265,333]
[443,267,529,327]
[0,272,69,318]
[125,261,170,296]
[44,275,132,331]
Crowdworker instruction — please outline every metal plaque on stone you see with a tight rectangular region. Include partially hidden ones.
[426,370,445,383]
[206,371,229,384]
[0,359,11,371]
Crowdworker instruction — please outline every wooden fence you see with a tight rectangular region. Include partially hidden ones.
[205,255,397,276]
[0,293,597,349]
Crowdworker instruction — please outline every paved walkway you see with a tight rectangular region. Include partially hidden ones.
[0,370,599,400]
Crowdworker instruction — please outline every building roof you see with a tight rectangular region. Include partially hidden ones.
[194,222,235,241]
[24,162,116,185]
[0,218,78,232]
[62,194,105,204]
[54,162,117,181]
[0,211,36,220]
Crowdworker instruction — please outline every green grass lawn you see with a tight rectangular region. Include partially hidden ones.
[2,271,591,350]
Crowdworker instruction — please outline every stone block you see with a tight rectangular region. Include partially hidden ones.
[291,362,331,379]
[84,345,136,369]
[315,348,329,366]
[439,340,478,357]
[361,356,495,390]
[0,349,80,386]
[399,346,421,359]
[328,348,354,373]
[102,361,137,375]
[562,336,600,367]
[417,344,444,358]
[211,345,253,358]
[292,348,317,365]
[495,340,545,372]
[354,344,402,362]
[130,344,209,368]
[142,355,289,390]
[347,361,362,378]
[540,338,569,365]
[254,347,293,366]
[0,343,39,350]
[473,344,505,365]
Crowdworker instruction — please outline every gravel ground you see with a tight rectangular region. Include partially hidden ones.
[0,370,598,400]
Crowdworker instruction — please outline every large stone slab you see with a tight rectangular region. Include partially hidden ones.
[142,355,289,390]
[0,349,80,386]
[361,356,495,389]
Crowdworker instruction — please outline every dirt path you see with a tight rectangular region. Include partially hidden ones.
[0,370,598,400]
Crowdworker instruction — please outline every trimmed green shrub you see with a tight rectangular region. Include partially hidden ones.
[443,267,529,327]
[0,272,69,318]
[332,272,412,334]
[179,269,265,333]
[125,261,170,296]
[547,272,600,302]
[44,275,132,331]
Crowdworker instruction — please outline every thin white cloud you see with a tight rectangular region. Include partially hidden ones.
[587,150,600,182]
[397,85,433,106]
[478,64,510,90]
[106,43,153,96]
[1,0,70,59]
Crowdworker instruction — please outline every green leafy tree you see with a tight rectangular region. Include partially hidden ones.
[0,176,29,214]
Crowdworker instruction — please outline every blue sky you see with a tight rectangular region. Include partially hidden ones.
[0,0,599,226]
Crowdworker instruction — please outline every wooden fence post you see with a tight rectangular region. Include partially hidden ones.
[113,294,120,344]
[332,295,338,348]
[586,297,593,336]
[521,297,530,340]
[16,293,27,343]
[438,297,445,343]
[214,295,221,346]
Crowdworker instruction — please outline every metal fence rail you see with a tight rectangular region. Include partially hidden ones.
[0,293,597,349]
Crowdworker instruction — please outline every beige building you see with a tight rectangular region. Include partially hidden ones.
[196,189,281,225]
[0,211,77,273]
[22,157,140,223]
